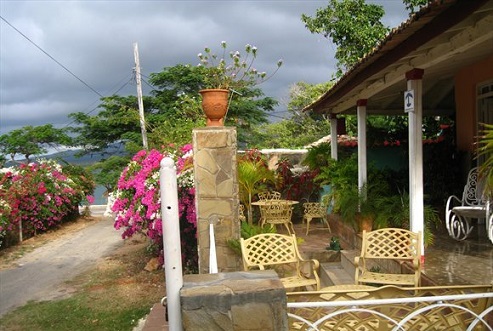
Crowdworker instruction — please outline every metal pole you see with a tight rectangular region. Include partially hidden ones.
[160,157,183,331]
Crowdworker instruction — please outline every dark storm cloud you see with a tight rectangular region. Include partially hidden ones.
[0,1,408,133]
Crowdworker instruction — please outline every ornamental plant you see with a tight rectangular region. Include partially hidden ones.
[0,159,95,247]
[197,41,283,90]
[111,144,198,272]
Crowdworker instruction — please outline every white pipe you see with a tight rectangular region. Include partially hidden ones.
[209,222,218,273]
[160,157,183,331]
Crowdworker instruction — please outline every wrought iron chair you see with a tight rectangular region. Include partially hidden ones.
[445,167,490,241]
[302,202,331,235]
[261,200,296,235]
[240,233,320,291]
[239,204,246,222]
[257,191,281,201]
[355,228,422,287]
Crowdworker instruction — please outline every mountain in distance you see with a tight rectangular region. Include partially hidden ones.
[5,144,128,167]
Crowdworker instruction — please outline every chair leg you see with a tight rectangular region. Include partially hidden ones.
[306,216,312,235]
[324,216,331,232]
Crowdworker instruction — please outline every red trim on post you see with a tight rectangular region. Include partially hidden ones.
[356,99,368,107]
[406,68,425,80]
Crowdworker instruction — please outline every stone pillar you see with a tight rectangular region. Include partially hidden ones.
[181,271,288,331]
[193,127,241,274]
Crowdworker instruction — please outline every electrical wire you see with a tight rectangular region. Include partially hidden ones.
[1,15,103,98]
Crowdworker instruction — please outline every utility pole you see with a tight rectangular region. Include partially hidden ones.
[133,42,148,149]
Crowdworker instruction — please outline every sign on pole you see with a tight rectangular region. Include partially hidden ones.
[404,90,415,113]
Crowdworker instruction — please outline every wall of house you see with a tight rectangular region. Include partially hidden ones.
[455,54,493,154]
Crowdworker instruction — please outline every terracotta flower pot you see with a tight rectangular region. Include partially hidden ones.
[199,89,229,126]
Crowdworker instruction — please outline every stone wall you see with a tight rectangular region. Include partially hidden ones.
[193,127,241,274]
[180,271,288,331]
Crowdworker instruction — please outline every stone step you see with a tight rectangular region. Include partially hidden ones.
[320,262,354,286]
[341,249,358,276]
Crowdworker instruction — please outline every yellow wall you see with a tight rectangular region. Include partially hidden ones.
[455,54,493,152]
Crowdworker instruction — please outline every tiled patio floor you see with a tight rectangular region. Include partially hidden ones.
[140,221,493,330]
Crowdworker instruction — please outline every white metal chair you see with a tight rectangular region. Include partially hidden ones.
[445,167,490,241]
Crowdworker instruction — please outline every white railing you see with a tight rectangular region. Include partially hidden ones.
[287,288,493,331]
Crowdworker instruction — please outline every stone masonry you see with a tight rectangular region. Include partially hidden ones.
[180,270,288,331]
[192,127,241,274]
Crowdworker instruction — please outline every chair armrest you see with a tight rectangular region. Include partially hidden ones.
[354,256,361,267]
[446,195,462,210]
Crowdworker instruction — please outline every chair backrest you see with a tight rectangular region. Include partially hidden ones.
[258,191,282,201]
[462,167,486,206]
[240,233,299,270]
[263,201,293,224]
[303,202,325,216]
[361,228,421,260]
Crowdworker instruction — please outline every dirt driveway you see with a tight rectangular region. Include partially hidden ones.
[0,214,123,317]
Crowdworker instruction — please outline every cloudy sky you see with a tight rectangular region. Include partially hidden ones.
[0,1,409,135]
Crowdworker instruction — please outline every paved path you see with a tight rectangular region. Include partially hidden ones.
[0,211,122,317]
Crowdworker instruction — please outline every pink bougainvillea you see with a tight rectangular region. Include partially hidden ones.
[111,144,197,271]
[0,159,94,247]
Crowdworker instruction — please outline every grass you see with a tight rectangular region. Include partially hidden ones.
[0,222,165,331]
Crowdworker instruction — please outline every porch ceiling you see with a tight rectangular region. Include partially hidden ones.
[306,0,493,117]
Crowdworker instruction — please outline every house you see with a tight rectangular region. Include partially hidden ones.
[304,0,493,246]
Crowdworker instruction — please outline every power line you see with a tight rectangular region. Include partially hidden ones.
[0,15,103,98]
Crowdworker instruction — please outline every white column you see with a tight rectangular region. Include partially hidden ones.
[406,69,425,261]
[160,157,183,331]
[330,114,338,161]
[357,100,368,191]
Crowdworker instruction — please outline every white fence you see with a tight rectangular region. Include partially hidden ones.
[287,285,493,331]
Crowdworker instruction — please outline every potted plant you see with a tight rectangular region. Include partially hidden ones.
[197,41,283,126]
[336,181,389,232]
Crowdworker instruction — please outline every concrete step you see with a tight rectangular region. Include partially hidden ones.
[320,262,354,286]
[341,249,358,276]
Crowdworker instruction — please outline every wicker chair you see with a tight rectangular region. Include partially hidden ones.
[355,228,422,287]
[302,202,331,235]
[240,233,320,291]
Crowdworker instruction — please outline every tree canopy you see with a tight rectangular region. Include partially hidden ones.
[302,0,389,78]
[0,124,72,163]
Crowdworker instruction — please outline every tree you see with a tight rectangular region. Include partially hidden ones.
[402,0,429,13]
[88,155,131,194]
[249,81,333,149]
[301,0,389,77]
[69,64,277,157]
[0,125,72,163]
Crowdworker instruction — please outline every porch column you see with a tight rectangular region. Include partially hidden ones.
[406,68,425,260]
[357,99,368,191]
[330,114,338,160]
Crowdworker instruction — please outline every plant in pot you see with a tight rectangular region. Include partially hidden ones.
[336,181,390,232]
[197,41,283,126]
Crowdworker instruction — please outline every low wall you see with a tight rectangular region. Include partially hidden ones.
[181,270,288,331]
